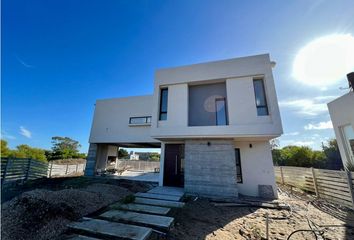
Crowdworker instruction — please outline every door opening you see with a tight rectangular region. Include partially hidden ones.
[163,144,184,187]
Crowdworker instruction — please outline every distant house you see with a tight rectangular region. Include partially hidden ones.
[86,54,283,199]
[129,151,139,160]
[328,73,354,169]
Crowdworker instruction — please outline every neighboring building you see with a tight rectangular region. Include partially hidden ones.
[129,151,140,160]
[86,54,283,199]
[328,74,354,169]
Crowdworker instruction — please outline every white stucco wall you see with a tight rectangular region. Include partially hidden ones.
[89,95,159,144]
[328,92,354,167]
[235,141,278,197]
[151,54,283,139]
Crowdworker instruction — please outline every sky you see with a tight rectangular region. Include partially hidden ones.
[2,0,354,153]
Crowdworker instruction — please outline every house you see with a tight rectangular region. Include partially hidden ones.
[85,54,283,199]
[129,151,140,160]
[328,73,354,169]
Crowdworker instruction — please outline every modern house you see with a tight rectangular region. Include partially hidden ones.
[328,73,354,169]
[86,54,283,199]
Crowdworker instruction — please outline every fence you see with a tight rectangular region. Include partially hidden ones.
[116,160,160,172]
[48,162,86,178]
[275,166,354,209]
[1,158,48,186]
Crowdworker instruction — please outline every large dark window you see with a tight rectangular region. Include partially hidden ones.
[253,79,269,116]
[235,148,243,183]
[159,88,168,120]
[215,98,227,125]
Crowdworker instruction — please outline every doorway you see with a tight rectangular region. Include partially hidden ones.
[163,144,184,187]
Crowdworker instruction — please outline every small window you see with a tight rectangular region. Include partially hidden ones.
[159,88,168,120]
[253,79,269,116]
[215,98,227,125]
[235,148,243,183]
[129,116,152,124]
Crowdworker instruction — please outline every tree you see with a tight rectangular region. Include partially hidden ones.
[9,144,47,162]
[1,139,11,157]
[50,136,83,160]
[149,152,160,161]
[322,139,343,170]
[118,149,129,159]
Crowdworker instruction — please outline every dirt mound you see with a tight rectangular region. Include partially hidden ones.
[1,184,132,240]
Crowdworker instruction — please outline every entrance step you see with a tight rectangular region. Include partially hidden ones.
[68,217,152,240]
[147,187,184,197]
[135,197,185,208]
[110,203,171,215]
[135,192,182,201]
[68,235,102,240]
[100,210,174,230]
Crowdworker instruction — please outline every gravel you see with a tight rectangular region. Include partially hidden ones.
[1,183,132,240]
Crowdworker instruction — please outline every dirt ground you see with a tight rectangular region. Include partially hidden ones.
[168,185,354,240]
[1,177,154,240]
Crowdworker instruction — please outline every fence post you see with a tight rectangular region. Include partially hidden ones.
[2,158,11,186]
[345,171,354,209]
[24,158,32,182]
[76,164,79,173]
[311,167,319,198]
[65,164,69,175]
[48,162,53,178]
[280,166,285,185]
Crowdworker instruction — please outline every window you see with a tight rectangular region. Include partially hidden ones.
[129,116,152,124]
[253,79,269,116]
[159,88,168,120]
[341,125,354,163]
[235,148,243,183]
[215,98,227,125]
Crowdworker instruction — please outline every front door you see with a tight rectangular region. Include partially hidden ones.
[163,144,184,187]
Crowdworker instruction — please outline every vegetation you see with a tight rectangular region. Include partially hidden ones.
[1,140,47,162]
[118,149,129,158]
[46,136,86,160]
[272,138,343,170]
[148,152,160,161]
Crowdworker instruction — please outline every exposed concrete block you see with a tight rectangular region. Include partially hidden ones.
[84,144,97,176]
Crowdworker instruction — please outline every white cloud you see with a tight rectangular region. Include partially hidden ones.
[19,126,32,138]
[1,131,16,140]
[304,121,333,130]
[283,131,300,136]
[279,95,337,116]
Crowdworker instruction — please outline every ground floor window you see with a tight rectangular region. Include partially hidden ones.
[341,124,354,163]
[235,148,243,183]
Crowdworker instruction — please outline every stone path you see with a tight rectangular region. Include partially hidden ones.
[67,186,184,240]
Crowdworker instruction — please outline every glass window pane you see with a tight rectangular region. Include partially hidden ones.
[160,113,167,121]
[254,79,266,106]
[216,99,227,125]
[343,125,354,162]
[160,89,168,112]
[257,107,269,116]
[146,117,151,123]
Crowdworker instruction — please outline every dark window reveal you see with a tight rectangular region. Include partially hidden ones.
[159,88,168,120]
[253,79,269,116]
[215,98,227,125]
[235,148,243,183]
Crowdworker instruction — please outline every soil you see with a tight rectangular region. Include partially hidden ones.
[1,177,154,240]
[168,185,354,240]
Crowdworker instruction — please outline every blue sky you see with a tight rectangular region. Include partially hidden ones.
[2,0,354,153]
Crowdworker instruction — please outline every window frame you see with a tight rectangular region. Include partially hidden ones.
[235,148,243,183]
[215,97,228,126]
[253,79,269,116]
[129,116,152,125]
[159,88,168,121]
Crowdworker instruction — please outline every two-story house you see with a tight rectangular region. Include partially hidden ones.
[86,54,283,199]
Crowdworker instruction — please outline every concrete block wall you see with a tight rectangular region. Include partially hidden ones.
[184,139,238,198]
[84,143,97,176]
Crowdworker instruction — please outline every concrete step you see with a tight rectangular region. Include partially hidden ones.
[68,217,152,240]
[135,192,182,201]
[148,187,184,197]
[135,197,185,208]
[100,210,174,230]
[110,203,171,215]
[68,235,102,240]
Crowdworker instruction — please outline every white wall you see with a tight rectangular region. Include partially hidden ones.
[151,54,283,139]
[235,141,278,197]
[328,92,354,167]
[89,95,159,144]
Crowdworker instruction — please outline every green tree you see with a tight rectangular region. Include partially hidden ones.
[9,144,47,162]
[322,139,343,170]
[149,152,160,161]
[1,139,11,157]
[118,149,129,159]
[50,136,83,160]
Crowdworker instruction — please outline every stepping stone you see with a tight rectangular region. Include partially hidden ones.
[100,210,174,230]
[135,192,182,201]
[148,187,184,197]
[68,235,101,240]
[68,217,152,240]
[135,197,185,208]
[110,203,171,215]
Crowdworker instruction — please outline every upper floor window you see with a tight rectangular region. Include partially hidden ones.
[159,88,168,120]
[129,116,151,125]
[253,79,269,116]
[215,98,227,125]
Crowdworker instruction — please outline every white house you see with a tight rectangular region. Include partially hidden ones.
[328,73,354,169]
[86,54,283,199]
